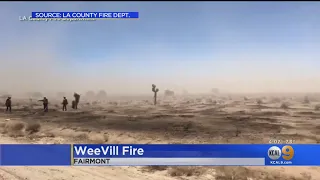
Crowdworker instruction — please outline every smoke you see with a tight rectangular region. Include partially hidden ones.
[0,2,86,95]
[1,2,320,96]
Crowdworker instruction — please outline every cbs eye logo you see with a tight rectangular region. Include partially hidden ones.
[268,145,294,160]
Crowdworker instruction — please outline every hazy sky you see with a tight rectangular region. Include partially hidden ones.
[0,2,320,95]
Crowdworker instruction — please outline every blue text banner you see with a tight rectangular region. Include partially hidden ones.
[0,144,318,166]
[31,12,139,19]
[1,144,71,166]
[72,144,320,166]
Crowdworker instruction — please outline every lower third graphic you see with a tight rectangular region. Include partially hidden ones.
[268,145,294,165]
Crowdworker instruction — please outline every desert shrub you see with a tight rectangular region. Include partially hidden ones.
[168,166,206,177]
[213,100,218,105]
[72,132,109,144]
[205,98,213,103]
[300,172,312,180]
[44,132,55,137]
[74,132,89,140]
[215,166,253,180]
[5,121,25,132]
[141,166,168,172]
[89,133,109,144]
[0,122,6,128]
[269,97,281,103]
[256,99,263,105]
[280,102,289,109]
[164,90,175,97]
[3,121,25,137]
[25,122,41,134]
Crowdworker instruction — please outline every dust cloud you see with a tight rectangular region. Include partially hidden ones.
[0,3,320,97]
[1,46,320,97]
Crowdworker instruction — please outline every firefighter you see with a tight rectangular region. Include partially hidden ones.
[5,97,11,112]
[62,97,68,111]
[39,97,49,112]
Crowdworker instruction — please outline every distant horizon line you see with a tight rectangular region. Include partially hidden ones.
[3,91,320,98]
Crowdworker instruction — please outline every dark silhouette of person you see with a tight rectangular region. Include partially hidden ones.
[39,97,49,112]
[5,97,11,112]
[62,97,68,111]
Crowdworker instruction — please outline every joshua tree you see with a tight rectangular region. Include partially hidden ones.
[152,84,159,105]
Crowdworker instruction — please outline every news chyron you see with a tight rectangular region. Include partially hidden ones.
[72,145,144,166]
[19,12,139,22]
[73,158,111,166]
[268,145,294,165]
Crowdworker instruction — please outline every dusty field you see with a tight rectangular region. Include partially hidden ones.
[0,94,319,180]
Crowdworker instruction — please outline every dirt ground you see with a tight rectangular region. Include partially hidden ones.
[0,93,319,180]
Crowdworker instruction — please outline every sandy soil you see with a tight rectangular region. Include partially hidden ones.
[0,94,319,180]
